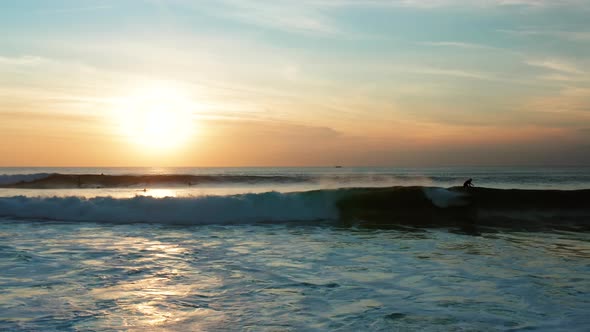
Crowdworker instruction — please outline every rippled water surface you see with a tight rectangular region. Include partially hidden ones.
[1,220,588,331]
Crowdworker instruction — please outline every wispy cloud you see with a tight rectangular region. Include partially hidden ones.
[36,5,113,14]
[500,29,590,41]
[152,0,590,41]
[526,59,583,74]
[417,41,522,56]
[492,0,577,6]
[318,0,590,9]
[395,65,495,80]
[208,0,339,35]
[526,59,589,84]
[194,0,588,36]
[539,74,590,83]
[0,55,45,66]
[418,41,496,49]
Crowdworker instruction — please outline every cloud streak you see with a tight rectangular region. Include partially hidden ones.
[36,5,113,14]
[526,59,583,74]
[403,66,493,80]
[500,29,590,41]
[315,0,590,8]
[191,0,588,36]
[417,41,522,56]
[197,0,341,36]
[0,55,45,66]
[419,41,498,49]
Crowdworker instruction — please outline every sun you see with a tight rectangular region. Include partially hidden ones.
[117,83,195,150]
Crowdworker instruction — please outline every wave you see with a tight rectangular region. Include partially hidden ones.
[337,186,590,229]
[0,173,54,186]
[3,172,590,191]
[0,187,589,228]
[0,172,497,189]
[0,191,340,224]
[0,173,310,188]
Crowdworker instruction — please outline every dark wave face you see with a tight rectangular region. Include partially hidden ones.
[337,187,590,231]
[0,186,588,231]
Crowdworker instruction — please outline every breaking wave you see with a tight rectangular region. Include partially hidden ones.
[0,186,589,228]
[0,191,340,224]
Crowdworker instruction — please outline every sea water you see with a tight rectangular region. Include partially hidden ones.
[0,167,589,331]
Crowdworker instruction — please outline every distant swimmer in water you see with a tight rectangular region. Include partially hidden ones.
[463,178,474,188]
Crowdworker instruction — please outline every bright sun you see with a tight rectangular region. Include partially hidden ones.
[117,83,194,150]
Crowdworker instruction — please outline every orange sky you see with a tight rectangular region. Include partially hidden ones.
[1,1,589,166]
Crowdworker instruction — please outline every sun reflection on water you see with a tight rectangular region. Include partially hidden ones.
[81,237,226,330]
[135,189,178,198]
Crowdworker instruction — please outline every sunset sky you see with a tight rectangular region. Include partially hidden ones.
[1,0,589,166]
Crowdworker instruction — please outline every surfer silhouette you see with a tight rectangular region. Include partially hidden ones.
[463,178,474,188]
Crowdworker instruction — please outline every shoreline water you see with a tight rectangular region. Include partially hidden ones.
[1,220,588,331]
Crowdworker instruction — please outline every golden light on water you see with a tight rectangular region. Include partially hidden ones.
[116,83,195,151]
[136,188,179,198]
[86,238,226,329]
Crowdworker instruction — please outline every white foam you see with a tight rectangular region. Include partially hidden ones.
[422,187,467,208]
[0,191,339,224]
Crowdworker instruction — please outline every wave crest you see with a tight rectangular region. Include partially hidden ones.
[0,174,308,188]
[1,187,589,228]
[0,191,339,224]
[0,173,53,186]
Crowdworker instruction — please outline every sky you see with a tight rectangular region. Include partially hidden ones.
[1,0,589,167]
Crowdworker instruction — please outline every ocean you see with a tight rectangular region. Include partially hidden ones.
[0,167,589,331]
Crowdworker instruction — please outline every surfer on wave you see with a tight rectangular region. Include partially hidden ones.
[463,178,474,188]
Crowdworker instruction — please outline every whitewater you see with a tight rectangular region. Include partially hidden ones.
[1,167,589,331]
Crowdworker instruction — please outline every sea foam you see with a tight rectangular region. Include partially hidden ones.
[0,191,339,224]
[2,186,590,226]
